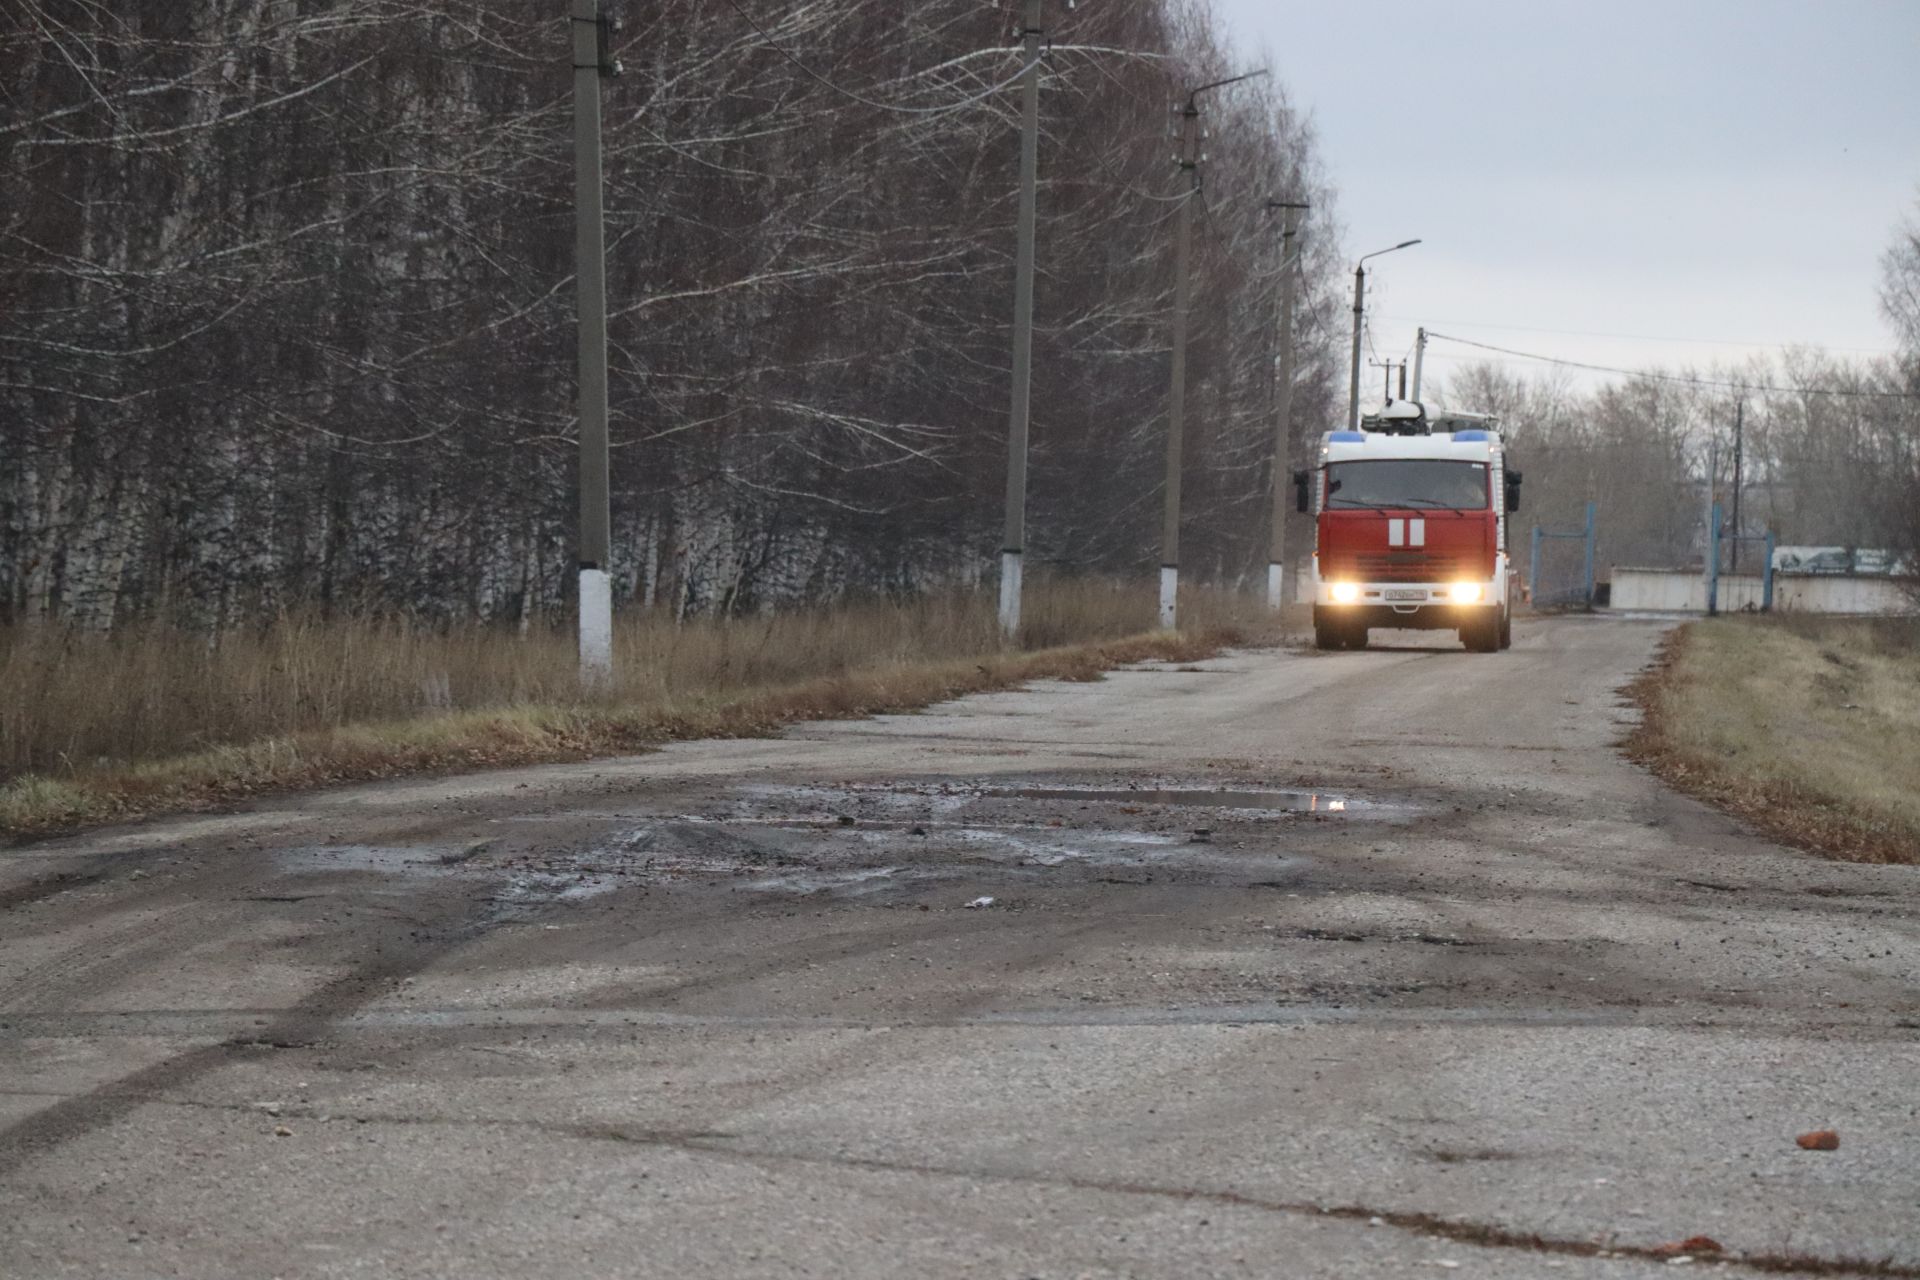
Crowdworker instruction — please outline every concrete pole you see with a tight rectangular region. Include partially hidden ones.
[1346,264,1365,432]
[999,0,1045,641]
[1582,499,1598,608]
[1266,201,1305,610]
[1160,102,1199,629]
[1707,501,1722,616]
[1410,326,1427,401]
[572,0,613,684]
[1346,242,1418,429]
[1701,437,1717,611]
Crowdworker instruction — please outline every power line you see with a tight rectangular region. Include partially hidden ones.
[1378,313,1900,357]
[1425,332,1918,400]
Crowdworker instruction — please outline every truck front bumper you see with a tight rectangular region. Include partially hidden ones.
[1312,601,1497,631]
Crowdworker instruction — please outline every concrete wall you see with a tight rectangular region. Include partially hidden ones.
[1609,567,1917,615]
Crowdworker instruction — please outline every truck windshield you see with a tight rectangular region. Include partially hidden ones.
[1326,460,1487,510]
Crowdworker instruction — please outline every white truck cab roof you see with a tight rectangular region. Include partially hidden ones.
[1330,398,1503,462]
[1321,430,1502,465]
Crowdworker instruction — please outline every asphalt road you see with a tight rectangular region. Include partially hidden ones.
[2,615,1916,1278]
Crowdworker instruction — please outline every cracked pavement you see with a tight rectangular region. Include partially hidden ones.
[2,615,1917,1277]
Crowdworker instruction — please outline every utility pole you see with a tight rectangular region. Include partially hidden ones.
[1370,358,1405,402]
[999,0,1045,640]
[1160,97,1198,630]
[1266,199,1307,611]
[1730,397,1744,574]
[1410,326,1428,400]
[1160,69,1267,630]
[571,0,619,684]
[1347,266,1364,433]
[1348,241,1420,431]
[1702,436,1718,613]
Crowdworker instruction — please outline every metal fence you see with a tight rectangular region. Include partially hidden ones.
[1705,502,1775,614]
[1528,501,1597,608]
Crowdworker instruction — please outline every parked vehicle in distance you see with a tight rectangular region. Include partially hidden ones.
[1295,400,1522,653]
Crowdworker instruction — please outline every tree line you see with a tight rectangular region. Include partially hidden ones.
[1432,207,1920,589]
[2,0,1345,630]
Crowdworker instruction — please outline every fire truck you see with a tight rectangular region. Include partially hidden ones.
[1293,401,1522,652]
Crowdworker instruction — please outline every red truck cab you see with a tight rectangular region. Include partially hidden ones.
[1295,402,1522,652]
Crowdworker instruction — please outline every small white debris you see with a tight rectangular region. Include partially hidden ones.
[1434,1262,1461,1270]
[965,896,997,909]
[1368,1216,1386,1227]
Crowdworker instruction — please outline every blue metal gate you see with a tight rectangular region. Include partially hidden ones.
[1528,501,1597,609]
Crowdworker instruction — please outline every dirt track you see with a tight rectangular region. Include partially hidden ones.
[3,615,1917,1278]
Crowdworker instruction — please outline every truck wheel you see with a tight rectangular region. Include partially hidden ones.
[1348,620,1369,650]
[1498,607,1513,650]
[1315,621,1344,651]
[1462,612,1499,653]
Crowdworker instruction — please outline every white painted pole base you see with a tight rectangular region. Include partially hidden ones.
[1159,566,1178,630]
[998,550,1022,640]
[1266,561,1285,610]
[578,567,613,686]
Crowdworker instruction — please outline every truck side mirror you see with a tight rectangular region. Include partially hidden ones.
[1504,470,1523,514]
[1292,469,1311,514]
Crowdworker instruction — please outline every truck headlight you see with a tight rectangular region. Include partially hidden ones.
[1450,582,1483,603]
[1330,582,1361,604]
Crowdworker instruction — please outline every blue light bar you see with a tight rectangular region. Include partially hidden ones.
[1329,431,1366,442]
[1450,429,1489,441]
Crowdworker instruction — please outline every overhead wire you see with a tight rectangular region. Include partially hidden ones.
[1376,314,1900,357]
[1425,332,1917,400]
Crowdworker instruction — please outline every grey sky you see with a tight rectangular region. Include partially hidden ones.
[1212,0,1920,392]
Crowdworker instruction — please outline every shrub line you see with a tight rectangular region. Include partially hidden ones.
[1,624,1251,845]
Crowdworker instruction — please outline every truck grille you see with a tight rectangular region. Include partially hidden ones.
[1350,553,1468,582]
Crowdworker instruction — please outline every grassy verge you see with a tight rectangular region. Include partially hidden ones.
[1625,615,1920,864]
[2,582,1290,842]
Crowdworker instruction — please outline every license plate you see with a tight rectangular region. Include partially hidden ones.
[1383,588,1425,601]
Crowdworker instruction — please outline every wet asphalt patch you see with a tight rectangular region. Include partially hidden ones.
[246,776,1415,909]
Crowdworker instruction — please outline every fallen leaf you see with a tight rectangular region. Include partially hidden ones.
[1652,1236,1724,1257]
[1795,1129,1840,1151]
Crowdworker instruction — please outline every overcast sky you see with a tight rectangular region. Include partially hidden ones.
[1212,0,1920,394]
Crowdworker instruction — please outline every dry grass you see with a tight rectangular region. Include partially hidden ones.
[1626,615,1920,864]
[1,580,1286,841]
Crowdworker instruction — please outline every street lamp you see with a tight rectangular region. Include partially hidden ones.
[1347,239,1421,431]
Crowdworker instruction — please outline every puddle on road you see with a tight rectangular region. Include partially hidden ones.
[997,786,1364,814]
[274,844,454,874]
